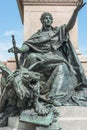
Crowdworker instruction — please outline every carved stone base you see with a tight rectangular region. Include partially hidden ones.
[8,116,35,130]
[0,106,87,130]
[36,121,61,130]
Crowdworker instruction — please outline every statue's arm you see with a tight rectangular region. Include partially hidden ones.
[66,0,86,32]
[8,43,30,53]
[19,44,30,53]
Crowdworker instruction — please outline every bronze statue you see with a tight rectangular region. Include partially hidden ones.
[8,0,87,104]
[0,0,87,129]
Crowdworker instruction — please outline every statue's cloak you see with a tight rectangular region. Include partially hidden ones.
[20,25,87,85]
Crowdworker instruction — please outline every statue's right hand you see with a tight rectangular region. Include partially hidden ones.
[8,47,21,53]
[8,47,14,53]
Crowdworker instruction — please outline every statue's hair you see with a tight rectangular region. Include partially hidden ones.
[40,12,53,21]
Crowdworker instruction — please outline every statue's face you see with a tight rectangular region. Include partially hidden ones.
[42,15,53,27]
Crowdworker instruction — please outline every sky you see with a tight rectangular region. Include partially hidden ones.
[0,0,23,61]
[0,0,87,61]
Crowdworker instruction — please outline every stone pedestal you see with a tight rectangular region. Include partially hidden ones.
[58,106,87,130]
[0,106,87,130]
[0,116,35,130]
[6,58,16,71]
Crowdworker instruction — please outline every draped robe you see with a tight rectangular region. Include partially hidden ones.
[20,25,87,105]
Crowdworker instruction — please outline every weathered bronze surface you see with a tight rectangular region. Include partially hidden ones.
[20,109,54,126]
[0,0,87,129]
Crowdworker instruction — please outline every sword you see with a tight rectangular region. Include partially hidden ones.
[11,35,20,69]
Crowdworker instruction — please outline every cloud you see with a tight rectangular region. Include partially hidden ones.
[4,31,15,36]
[0,29,23,38]
[0,54,7,61]
[0,29,23,61]
[4,30,23,37]
[0,47,14,61]
[0,41,10,61]
[0,30,23,50]
[0,53,11,61]
[0,42,11,51]
[81,50,87,57]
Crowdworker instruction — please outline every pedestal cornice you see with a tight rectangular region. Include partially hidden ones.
[23,0,78,3]
[17,0,78,23]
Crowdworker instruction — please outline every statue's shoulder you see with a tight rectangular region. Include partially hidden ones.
[54,25,66,31]
[36,29,42,34]
[30,29,42,38]
[52,26,60,33]
[54,26,59,30]
[24,29,42,43]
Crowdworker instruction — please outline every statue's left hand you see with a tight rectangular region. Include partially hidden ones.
[75,0,86,12]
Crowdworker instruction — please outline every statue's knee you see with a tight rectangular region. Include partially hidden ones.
[25,53,38,67]
[27,53,37,60]
[58,63,66,72]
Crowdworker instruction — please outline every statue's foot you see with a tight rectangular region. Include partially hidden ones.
[0,113,4,119]
[35,102,49,116]
[0,113,8,127]
[0,117,8,127]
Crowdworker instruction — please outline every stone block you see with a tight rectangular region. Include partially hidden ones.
[58,106,87,117]
[6,58,16,71]
[8,116,35,130]
[0,127,14,130]
[58,106,87,130]
[0,107,87,130]
[59,118,87,130]
[0,127,32,130]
